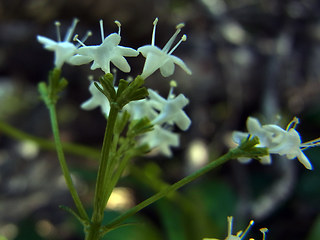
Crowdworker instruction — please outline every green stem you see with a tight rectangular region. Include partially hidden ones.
[0,120,100,160]
[48,104,89,221]
[104,148,238,230]
[88,104,119,239]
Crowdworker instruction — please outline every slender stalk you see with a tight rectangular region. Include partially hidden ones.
[104,148,238,230]
[48,103,89,221]
[87,104,119,240]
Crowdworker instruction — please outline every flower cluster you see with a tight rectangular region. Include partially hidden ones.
[232,117,320,170]
[37,18,192,156]
[82,80,191,156]
[37,18,191,78]
[203,216,268,240]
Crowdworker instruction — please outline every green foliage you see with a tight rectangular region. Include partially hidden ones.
[95,74,149,110]
[38,68,68,106]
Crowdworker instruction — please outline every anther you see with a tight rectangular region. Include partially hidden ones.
[88,75,94,82]
[168,80,177,98]
[114,20,121,35]
[260,228,268,240]
[153,17,159,26]
[73,34,86,47]
[176,23,185,29]
[286,116,300,131]
[170,80,177,88]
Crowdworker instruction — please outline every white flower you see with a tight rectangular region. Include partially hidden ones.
[70,20,138,74]
[148,81,191,131]
[139,125,179,157]
[81,81,110,116]
[138,18,192,79]
[37,19,81,68]
[123,98,158,121]
[232,117,319,170]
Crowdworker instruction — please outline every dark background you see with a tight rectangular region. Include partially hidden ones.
[1,0,320,239]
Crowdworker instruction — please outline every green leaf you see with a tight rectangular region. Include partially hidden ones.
[98,73,116,102]
[117,75,148,108]
[59,205,89,227]
[38,68,69,106]
[116,79,129,98]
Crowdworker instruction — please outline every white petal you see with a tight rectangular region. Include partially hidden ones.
[232,131,249,144]
[111,55,131,73]
[69,55,93,65]
[170,55,192,75]
[117,46,139,57]
[160,59,175,77]
[138,45,163,57]
[102,33,121,47]
[175,113,191,130]
[238,157,252,163]
[297,151,312,170]
[246,117,262,134]
[81,98,99,110]
[37,36,57,47]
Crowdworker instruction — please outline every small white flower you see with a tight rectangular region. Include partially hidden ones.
[37,19,82,68]
[139,125,179,157]
[138,18,192,79]
[81,81,110,116]
[232,117,320,170]
[148,81,191,131]
[70,20,138,74]
[123,98,158,121]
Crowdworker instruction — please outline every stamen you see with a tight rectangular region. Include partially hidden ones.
[65,18,79,42]
[162,23,184,53]
[168,80,177,98]
[114,20,121,35]
[100,19,105,42]
[239,220,254,239]
[152,17,159,46]
[80,31,92,44]
[168,34,187,55]
[260,228,268,240]
[55,21,61,42]
[286,117,299,131]
[227,216,233,236]
[301,137,320,150]
[73,34,86,47]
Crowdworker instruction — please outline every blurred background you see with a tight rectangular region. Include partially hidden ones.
[1,0,320,239]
